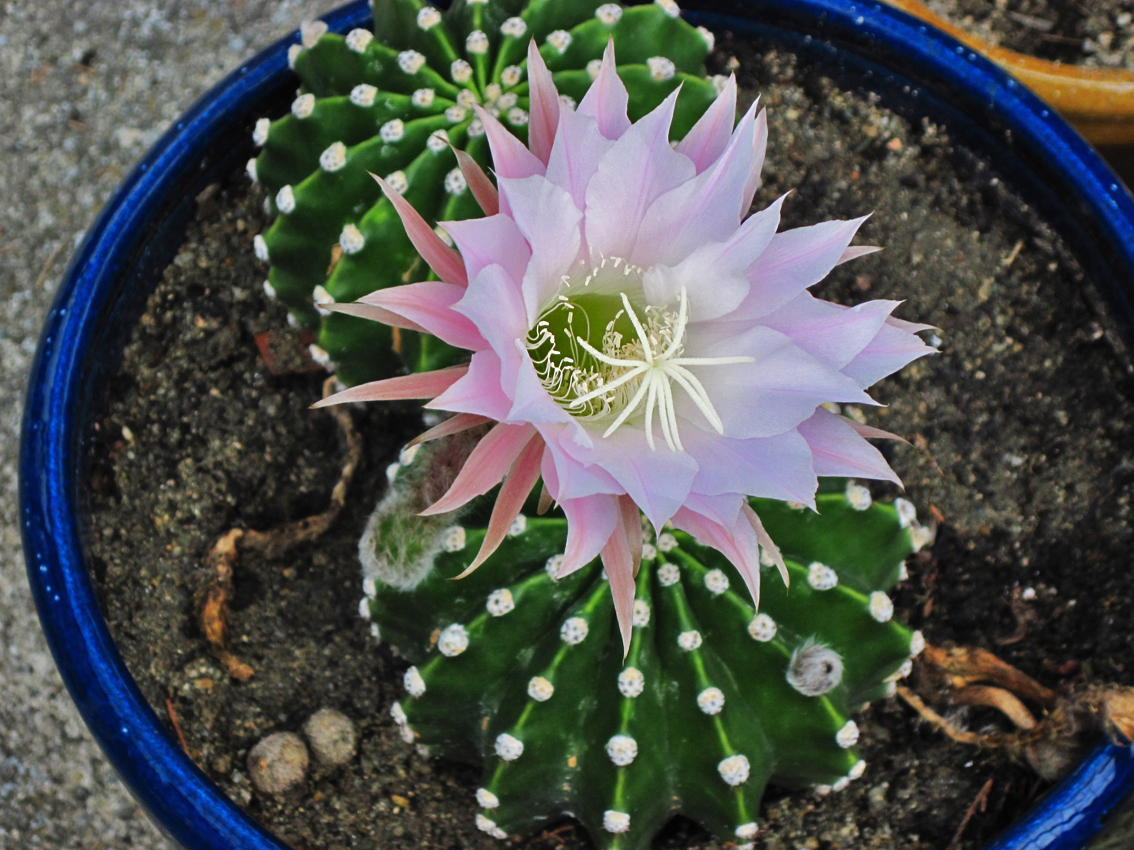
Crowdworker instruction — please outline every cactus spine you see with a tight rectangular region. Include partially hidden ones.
[249,0,721,386]
[363,447,928,850]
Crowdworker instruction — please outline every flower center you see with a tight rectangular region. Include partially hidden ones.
[525,278,754,451]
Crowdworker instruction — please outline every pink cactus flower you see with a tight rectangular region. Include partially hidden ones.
[318,41,932,651]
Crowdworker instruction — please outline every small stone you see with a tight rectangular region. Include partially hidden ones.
[248,732,309,795]
[303,708,358,768]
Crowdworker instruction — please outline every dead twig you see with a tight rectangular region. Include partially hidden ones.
[922,644,1056,708]
[946,778,993,850]
[199,377,362,679]
[165,697,190,754]
[34,242,65,289]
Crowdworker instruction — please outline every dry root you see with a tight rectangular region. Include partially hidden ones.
[899,642,1134,782]
[198,377,362,680]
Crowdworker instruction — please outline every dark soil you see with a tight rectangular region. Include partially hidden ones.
[87,30,1134,850]
[925,0,1134,68]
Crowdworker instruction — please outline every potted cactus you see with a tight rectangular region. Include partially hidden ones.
[21,1,1134,850]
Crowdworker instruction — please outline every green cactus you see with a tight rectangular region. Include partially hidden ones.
[360,444,930,850]
[248,0,722,387]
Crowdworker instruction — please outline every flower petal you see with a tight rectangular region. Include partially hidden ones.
[577,39,630,140]
[682,427,818,506]
[427,351,513,420]
[674,74,738,173]
[373,173,468,286]
[312,365,468,408]
[454,264,529,390]
[741,107,769,214]
[671,500,763,607]
[442,214,531,284]
[454,147,499,216]
[420,422,537,516]
[526,39,561,165]
[359,281,484,350]
[796,408,901,485]
[601,496,639,657]
[841,317,935,387]
[557,493,619,577]
[407,412,492,449]
[759,293,900,371]
[545,106,616,215]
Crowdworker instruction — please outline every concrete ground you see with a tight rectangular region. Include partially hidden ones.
[0,3,339,847]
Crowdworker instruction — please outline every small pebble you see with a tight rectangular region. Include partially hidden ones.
[303,708,359,768]
[247,732,309,795]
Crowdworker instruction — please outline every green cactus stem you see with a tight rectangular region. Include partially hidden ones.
[361,444,930,850]
[248,0,721,386]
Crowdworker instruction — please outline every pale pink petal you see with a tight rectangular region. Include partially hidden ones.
[618,493,644,577]
[454,147,499,216]
[741,108,769,213]
[407,412,492,448]
[635,98,759,266]
[744,502,788,588]
[420,422,537,516]
[475,105,546,180]
[461,433,545,574]
[325,302,427,334]
[427,351,513,420]
[730,215,871,322]
[557,425,698,530]
[837,245,880,265]
[682,427,818,506]
[526,39,561,165]
[577,40,630,140]
[841,318,935,387]
[758,294,899,370]
[674,75,738,173]
[845,419,907,443]
[496,174,584,323]
[312,365,468,408]
[545,106,616,214]
[683,325,875,438]
[885,315,937,334]
[584,88,696,263]
[454,264,529,390]
[557,493,620,577]
[601,496,638,655]
[442,215,530,283]
[796,408,901,485]
[373,174,467,286]
[507,340,574,426]
[541,428,624,501]
[360,282,484,350]
[671,502,763,607]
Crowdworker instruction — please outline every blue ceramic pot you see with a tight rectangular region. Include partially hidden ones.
[20,2,1134,849]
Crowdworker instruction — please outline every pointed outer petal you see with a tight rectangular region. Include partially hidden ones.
[544,105,616,214]
[374,174,467,286]
[671,502,762,608]
[541,426,624,500]
[680,490,746,529]
[886,314,937,334]
[461,433,546,575]
[641,194,786,321]
[426,351,513,420]
[557,424,698,531]
[359,282,484,350]
[324,301,428,334]
[312,365,468,408]
[407,412,492,449]
[634,98,759,267]
[583,89,696,263]
[733,215,870,323]
[526,39,561,166]
[442,215,530,284]
[841,317,936,388]
[577,39,630,140]
[797,408,902,485]
[681,324,875,439]
[537,483,554,514]
[507,339,575,425]
[602,501,638,657]
[420,422,537,516]
[557,493,620,578]
[741,108,769,213]
[496,175,584,324]
[743,502,789,589]
[681,426,818,506]
[618,493,644,577]
[674,75,738,173]
[453,264,529,389]
[759,294,900,371]
[837,245,880,266]
[845,419,908,444]
[454,148,499,216]
[475,105,545,180]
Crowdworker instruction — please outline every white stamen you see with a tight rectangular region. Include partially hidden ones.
[618,667,645,698]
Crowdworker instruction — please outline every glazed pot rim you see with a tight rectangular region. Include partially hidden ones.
[19,2,1134,849]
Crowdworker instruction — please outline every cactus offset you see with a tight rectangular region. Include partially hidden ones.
[249,0,721,386]
[362,447,929,850]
